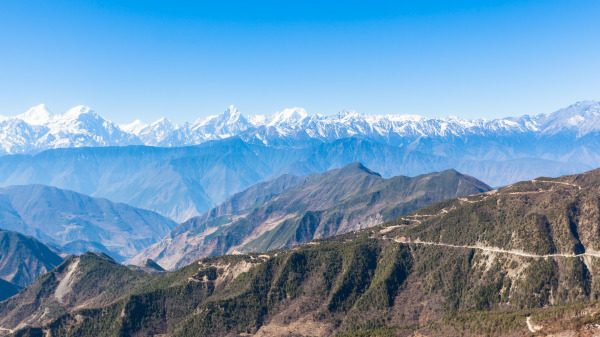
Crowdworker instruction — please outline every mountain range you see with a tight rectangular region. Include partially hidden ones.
[0,134,592,224]
[0,101,595,210]
[0,185,177,261]
[4,168,600,336]
[129,162,491,270]
[2,101,600,156]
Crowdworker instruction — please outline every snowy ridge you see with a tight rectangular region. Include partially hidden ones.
[0,101,599,155]
[0,105,140,155]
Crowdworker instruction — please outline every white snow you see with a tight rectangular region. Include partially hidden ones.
[120,120,148,134]
[16,104,53,125]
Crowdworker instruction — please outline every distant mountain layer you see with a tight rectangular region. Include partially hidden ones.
[0,134,592,223]
[0,230,63,288]
[8,168,600,336]
[0,185,177,262]
[129,163,491,270]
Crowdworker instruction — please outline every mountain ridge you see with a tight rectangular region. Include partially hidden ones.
[129,163,491,270]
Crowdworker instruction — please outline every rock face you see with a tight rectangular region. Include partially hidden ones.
[0,230,63,288]
[0,185,177,262]
[129,163,491,270]
[7,168,600,336]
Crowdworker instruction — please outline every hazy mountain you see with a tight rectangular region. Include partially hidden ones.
[0,230,63,288]
[129,163,491,270]
[0,185,177,261]
[170,173,307,237]
[0,139,310,222]
[0,132,593,224]
[8,168,600,336]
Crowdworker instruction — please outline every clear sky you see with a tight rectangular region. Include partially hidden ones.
[0,0,599,124]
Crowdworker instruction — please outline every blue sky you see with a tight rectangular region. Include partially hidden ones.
[0,0,599,123]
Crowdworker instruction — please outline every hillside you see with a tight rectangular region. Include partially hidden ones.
[4,168,600,336]
[129,162,490,270]
[0,230,63,288]
[0,185,177,261]
[381,166,600,257]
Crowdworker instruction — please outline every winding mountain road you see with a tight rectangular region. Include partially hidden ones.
[393,238,600,259]
[532,179,582,190]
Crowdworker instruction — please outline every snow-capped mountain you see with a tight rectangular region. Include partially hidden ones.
[114,100,600,149]
[0,100,599,156]
[0,104,140,155]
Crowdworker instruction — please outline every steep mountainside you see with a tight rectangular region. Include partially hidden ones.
[0,230,63,287]
[0,279,20,303]
[382,166,600,257]
[169,173,307,237]
[0,253,154,333]
[8,167,600,336]
[129,163,491,270]
[0,185,177,261]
